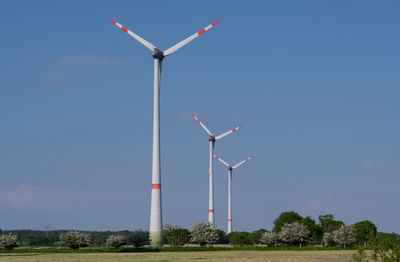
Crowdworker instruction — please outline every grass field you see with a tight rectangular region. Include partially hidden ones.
[0,250,357,262]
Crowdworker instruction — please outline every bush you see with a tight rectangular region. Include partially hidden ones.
[163,224,190,247]
[190,222,219,247]
[322,232,335,247]
[333,225,356,248]
[0,233,19,250]
[128,230,149,248]
[106,235,126,249]
[260,232,279,246]
[216,229,229,244]
[250,229,268,244]
[58,231,90,249]
[279,222,310,247]
[229,232,254,246]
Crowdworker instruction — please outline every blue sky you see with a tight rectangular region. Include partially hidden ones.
[1,0,400,233]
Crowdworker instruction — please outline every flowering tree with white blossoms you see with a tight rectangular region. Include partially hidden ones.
[260,231,280,246]
[322,232,335,247]
[0,233,19,250]
[190,222,219,247]
[106,235,126,249]
[333,225,356,247]
[279,222,310,247]
[58,231,90,249]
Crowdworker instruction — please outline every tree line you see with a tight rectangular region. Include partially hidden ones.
[1,211,399,249]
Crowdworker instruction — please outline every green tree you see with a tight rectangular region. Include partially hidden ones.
[250,229,268,244]
[273,211,303,233]
[353,220,377,247]
[229,232,254,246]
[215,229,229,244]
[167,228,190,247]
[128,230,149,248]
[300,216,323,244]
[318,214,344,233]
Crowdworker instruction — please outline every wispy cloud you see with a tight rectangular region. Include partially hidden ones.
[355,158,400,169]
[0,185,139,212]
[57,55,123,66]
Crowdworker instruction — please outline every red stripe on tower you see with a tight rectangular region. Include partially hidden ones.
[228,219,232,221]
[212,20,220,26]
[209,209,214,213]
[152,184,161,189]
[198,28,206,35]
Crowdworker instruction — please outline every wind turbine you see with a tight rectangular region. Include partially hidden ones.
[110,19,219,248]
[214,154,253,233]
[191,114,243,225]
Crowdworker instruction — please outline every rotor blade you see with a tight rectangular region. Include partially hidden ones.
[110,19,156,52]
[214,155,230,167]
[233,155,254,169]
[163,20,220,56]
[215,125,243,140]
[192,114,213,136]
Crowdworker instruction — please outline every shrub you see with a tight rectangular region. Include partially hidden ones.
[250,229,268,244]
[128,230,149,248]
[58,231,90,249]
[229,232,254,246]
[0,233,19,250]
[260,231,280,246]
[106,235,126,249]
[190,222,219,247]
[333,225,356,248]
[163,224,190,247]
[322,232,335,247]
[279,222,310,247]
[216,229,229,244]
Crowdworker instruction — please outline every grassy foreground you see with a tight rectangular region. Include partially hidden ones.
[0,250,356,262]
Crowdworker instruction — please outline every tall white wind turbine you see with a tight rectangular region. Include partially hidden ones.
[214,154,253,233]
[110,19,219,248]
[192,114,243,225]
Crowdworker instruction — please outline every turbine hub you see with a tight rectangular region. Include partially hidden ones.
[228,166,233,171]
[152,49,164,60]
[208,136,216,142]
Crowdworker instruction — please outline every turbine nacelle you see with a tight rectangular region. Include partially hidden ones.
[208,136,216,142]
[152,49,165,60]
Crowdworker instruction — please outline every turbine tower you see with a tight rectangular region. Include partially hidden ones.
[192,114,243,225]
[110,19,219,248]
[214,154,253,233]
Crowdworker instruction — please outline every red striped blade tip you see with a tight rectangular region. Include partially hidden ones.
[212,20,220,26]
[109,19,116,24]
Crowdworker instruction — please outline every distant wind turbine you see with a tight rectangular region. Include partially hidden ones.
[192,114,243,225]
[214,154,253,233]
